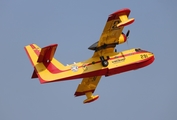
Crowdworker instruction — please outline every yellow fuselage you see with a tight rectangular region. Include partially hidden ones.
[37,48,154,83]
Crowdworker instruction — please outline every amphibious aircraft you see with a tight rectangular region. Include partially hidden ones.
[24,8,155,103]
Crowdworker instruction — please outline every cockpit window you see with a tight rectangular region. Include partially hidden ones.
[135,48,148,52]
[135,48,141,52]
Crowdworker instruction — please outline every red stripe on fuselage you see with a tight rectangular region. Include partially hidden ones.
[30,44,150,75]
[107,55,154,76]
[38,55,154,84]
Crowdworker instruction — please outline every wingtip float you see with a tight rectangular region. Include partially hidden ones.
[24,8,155,104]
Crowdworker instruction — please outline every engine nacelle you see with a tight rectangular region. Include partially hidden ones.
[118,33,127,44]
[88,33,127,51]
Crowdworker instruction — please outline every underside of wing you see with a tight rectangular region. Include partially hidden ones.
[74,76,101,103]
[89,8,135,57]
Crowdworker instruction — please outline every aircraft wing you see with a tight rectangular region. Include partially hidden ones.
[74,76,101,103]
[89,8,134,57]
[74,76,101,96]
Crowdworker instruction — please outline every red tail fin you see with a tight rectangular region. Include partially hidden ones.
[37,44,58,62]
[24,44,65,83]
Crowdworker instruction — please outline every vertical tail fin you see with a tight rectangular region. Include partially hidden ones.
[24,44,65,83]
[24,44,41,67]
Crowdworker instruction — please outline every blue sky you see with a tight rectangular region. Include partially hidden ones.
[0,0,177,120]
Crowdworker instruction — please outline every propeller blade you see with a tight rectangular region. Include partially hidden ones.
[126,30,130,48]
[126,30,130,37]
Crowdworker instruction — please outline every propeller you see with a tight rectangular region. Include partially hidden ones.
[126,30,130,48]
[126,30,130,38]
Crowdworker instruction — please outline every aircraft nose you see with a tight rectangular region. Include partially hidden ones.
[139,49,155,60]
[148,52,154,57]
[147,52,155,62]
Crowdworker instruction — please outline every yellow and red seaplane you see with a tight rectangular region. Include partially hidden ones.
[24,8,155,104]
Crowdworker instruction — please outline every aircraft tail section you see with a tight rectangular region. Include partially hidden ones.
[37,44,57,62]
[24,44,65,83]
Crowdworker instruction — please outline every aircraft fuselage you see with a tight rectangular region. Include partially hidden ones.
[38,48,154,83]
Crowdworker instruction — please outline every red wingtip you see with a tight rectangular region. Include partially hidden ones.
[110,8,131,16]
[108,8,131,21]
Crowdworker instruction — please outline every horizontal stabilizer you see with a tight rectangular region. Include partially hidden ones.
[37,44,58,62]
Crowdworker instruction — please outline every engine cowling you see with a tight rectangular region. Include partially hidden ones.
[88,33,127,51]
[118,33,127,44]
